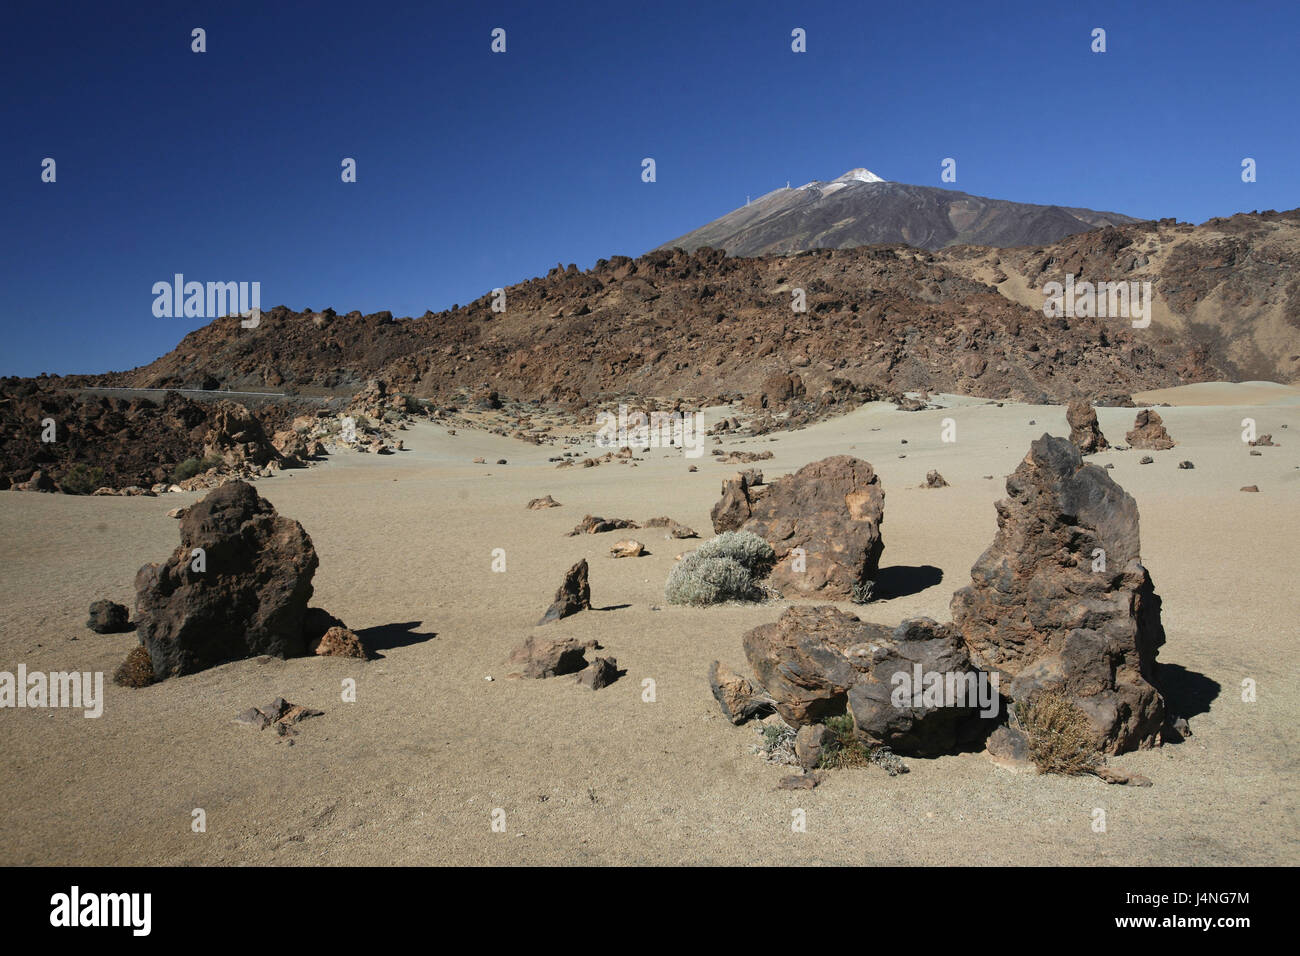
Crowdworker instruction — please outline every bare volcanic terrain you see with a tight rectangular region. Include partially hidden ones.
[90,211,1298,405]
[659,170,1140,255]
[3,210,1296,492]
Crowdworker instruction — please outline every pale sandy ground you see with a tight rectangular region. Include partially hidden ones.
[1,385,1296,866]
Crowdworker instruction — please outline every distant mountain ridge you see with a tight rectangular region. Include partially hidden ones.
[659,169,1140,254]
[73,210,1300,410]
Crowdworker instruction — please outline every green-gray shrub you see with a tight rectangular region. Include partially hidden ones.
[172,455,223,483]
[693,530,776,575]
[665,554,761,606]
[59,463,105,495]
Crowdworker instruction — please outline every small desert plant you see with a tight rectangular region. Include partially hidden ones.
[818,713,873,769]
[850,580,877,604]
[113,645,155,688]
[665,554,758,606]
[58,463,105,495]
[868,746,908,776]
[754,721,798,765]
[693,530,776,575]
[1014,690,1101,775]
[665,531,775,606]
[172,455,223,483]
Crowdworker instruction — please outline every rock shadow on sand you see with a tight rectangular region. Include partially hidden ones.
[872,564,944,600]
[356,621,438,659]
[1157,663,1220,724]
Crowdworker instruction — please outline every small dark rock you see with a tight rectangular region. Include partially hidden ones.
[87,600,131,634]
[575,656,619,690]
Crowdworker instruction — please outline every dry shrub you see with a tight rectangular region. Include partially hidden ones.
[1015,690,1101,775]
[818,713,872,769]
[113,645,156,688]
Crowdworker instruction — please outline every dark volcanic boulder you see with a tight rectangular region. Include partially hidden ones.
[742,606,977,756]
[949,434,1165,753]
[844,617,978,757]
[1067,399,1109,454]
[723,456,884,601]
[1125,409,1175,450]
[87,600,131,633]
[537,559,591,624]
[743,606,869,725]
[133,481,319,679]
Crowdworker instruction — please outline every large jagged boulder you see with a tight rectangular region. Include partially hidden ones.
[1125,409,1176,450]
[949,434,1165,753]
[1067,399,1109,454]
[202,402,281,468]
[133,481,319,679]
[717,456,884,601]
[844,617,979,757]
[742,606,976,756]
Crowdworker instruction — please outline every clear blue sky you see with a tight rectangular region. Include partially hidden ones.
[1,0,1295,376]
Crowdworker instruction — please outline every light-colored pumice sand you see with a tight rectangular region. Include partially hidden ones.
[1,390,1296,866]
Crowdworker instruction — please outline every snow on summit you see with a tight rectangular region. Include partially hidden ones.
[794,168,889,192]
[834,168,887,183]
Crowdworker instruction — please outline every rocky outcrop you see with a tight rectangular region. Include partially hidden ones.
[744,371,805,410]
[1067,399,1109,454]
[132,481,321,679]
[508,635,596,678]
[233,696,323,736]
[1125,409,1176,450]
[202,402,283,468]
[14,470,59,492]
[565,515,639,536]
[537,559,591,625]
[741,606,977,756]
[642,516,698,538]
[717,456,885,602]
[949,434,1165,753]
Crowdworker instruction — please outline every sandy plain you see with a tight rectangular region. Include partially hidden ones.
[0,386,1296,865]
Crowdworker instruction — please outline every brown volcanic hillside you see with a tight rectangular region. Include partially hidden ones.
[940,209,1300,384]
[98,238,1239,409]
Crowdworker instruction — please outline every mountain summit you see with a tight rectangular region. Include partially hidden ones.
[659,169,1138,254]
[833,167,887,183]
